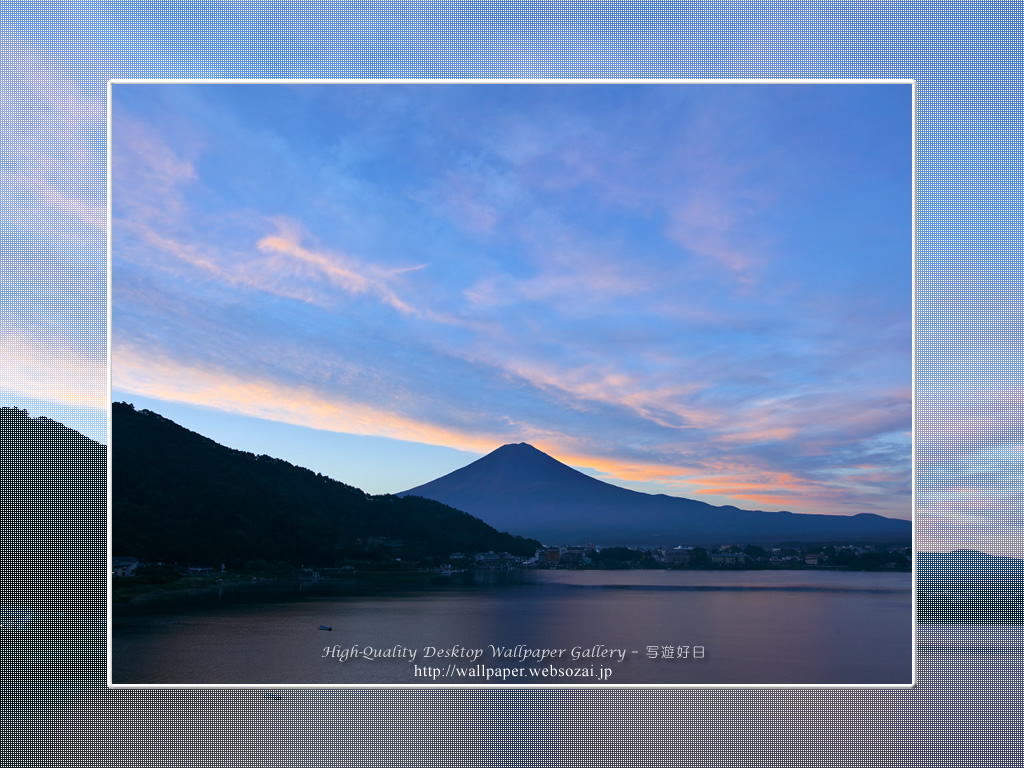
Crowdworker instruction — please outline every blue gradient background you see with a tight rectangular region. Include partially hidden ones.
[1,3,1018,766]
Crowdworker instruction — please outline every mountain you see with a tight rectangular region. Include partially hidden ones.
[0,407,106,608]
[917,550,1024,623]
[112,403,539,566]
[918,550,1024,586]
[400,442,912,546]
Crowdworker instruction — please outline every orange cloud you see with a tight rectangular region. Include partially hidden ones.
[256,221,417,315]
[113,342,505,456]
[116,215,425,317]
[497,357,719,431]
[717,425,799,444]
[4,330,107,409]
[681,467,855,513]
[545,450,702,486]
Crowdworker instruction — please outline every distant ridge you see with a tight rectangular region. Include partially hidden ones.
[400,442,912,547]
[918,550,1024,585]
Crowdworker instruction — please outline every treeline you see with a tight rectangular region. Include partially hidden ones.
[113,403,539,568]
[590,547,662,568]
[588,543,912,570]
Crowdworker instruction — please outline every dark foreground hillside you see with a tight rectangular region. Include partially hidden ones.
[0,406,106,609]
[113,402,539,568]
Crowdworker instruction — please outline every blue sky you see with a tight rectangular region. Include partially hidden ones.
[0,8,1015,561]
[110,82,912,520]
[0,43,107,441]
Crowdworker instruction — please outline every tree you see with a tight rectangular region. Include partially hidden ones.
[689,547,709,567]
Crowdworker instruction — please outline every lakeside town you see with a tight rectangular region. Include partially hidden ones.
[112,540,912,594]
[112,544,1024,627]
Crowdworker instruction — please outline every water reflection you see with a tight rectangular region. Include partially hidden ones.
[113,570,912,685]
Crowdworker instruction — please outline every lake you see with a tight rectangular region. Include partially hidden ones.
[13,603,1020,765]
[112,569,913,688]
[111,568,913,686]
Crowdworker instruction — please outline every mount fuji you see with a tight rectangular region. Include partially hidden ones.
[400,442,911,547]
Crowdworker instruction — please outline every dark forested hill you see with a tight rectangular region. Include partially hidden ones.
[112,402,539,566]
[0,406,106,608]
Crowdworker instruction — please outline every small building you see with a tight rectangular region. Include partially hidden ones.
[474,551,520,569]
[664,547,692,566]
[559,548,586,567]
[710,552,745,566]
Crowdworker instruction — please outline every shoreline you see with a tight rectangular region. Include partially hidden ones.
[111,564,912,611]
[111,567,461,608]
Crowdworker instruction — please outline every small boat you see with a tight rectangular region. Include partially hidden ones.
[318,625,332,631]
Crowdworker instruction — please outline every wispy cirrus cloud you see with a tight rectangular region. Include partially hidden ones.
[463,254,649,313]
[110,112,198,224]
[256,219,421,315]
[668,194,763,279]
[0,45,106,237]
[492,356,715,431]
[112,108,426,319]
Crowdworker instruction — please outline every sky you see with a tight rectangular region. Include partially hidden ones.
[0,9,1016,561]
[0,43,108,442]
[109,82,912,520]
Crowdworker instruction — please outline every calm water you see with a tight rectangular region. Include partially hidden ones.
[112,569,912,685]
[11,616,1013,767]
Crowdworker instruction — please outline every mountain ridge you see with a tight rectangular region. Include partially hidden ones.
[918,549,1024,585]
[112,402,540,566]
